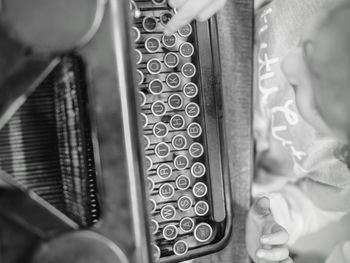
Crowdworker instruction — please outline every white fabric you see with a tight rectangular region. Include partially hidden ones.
[264,183,347,245]
[325,241,350,263]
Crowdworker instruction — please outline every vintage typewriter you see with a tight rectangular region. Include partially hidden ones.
[130,0,233,261]
[0,0,252,262]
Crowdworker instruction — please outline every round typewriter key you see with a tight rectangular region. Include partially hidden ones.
[152,244,161,261]
[148,177,155,192]
[170,114,185,130]
[163,225,178,241]
[135,49,142,64]
[162,34,177,48]
[181,63,196,78]
[150,219,159,234]
[187,122,202,138]
[143,16,157,32]
[144,135,150,149]
[172,134,187,150]
[176,175,191,190]
[166,73,181,89]
[194,201,209,216]
[183,82,198,98]
[189,142,204,158]
[136,69,145,85]
[168,94,183,110]
[161,204,176,220]
[145,37,161,53]
[174,155,189,170]
[150,199,157,213]
[149,79,164,95]
[159,183,175,199]
[192,182,207,198]
[153,122,168,138]
[178,24,192,38]
[185,102,200,118]
[191,162,206,178]
[155,142,170,158]
[145,156,153,171]
[179,217,194,232]
[157,163,172,180]
[151,101,167,116]
[132,26,141,42]
[178,196,193,211]
[152,0,166,5]
[160,11,173,26]
[173,240,189,256]
[140,113,148,128]
[194,223,213,243]
[179,42,194,57]
[132,5,141,19]
[139,91,146,106]
[147,58,162,75]
[164,52,179,68]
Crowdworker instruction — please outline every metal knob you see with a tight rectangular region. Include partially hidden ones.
[1,0,105,53]
[31,231,129,263]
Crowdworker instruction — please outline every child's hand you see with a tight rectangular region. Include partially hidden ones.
[246,197,292,263]
[164,0,227,35]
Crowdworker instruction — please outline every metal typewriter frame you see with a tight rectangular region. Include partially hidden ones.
[0,0,255,262]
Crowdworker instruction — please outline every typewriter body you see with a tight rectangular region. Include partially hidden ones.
[0,0,252,263]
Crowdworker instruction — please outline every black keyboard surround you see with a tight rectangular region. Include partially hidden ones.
[131,0,233,262]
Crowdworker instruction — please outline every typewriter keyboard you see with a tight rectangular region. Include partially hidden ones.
[132,0,218,261]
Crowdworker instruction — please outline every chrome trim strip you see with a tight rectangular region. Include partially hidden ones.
[109,1,152,262]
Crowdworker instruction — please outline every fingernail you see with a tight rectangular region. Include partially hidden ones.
[256,250,265,258]
[260,236,269,243]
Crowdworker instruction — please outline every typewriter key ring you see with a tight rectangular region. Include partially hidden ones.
[130,0,141,19]
[1,0,106,53]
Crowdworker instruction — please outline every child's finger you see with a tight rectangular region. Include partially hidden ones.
[252,197,271,217]
[260,225,289,245]
[164,0,211,35]
[256,246,289,261]
[196,0,226,22]
[168,0,187,9]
